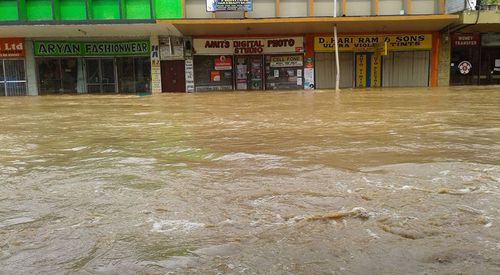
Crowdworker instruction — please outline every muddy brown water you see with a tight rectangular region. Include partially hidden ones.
[0,86,499,274]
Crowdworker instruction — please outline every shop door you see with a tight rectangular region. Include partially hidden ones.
[234,56,263,90]
[315,52,354,89]
[161,60,185,92]
[480,48,500,85]
[85,58,117,93]
[0,59,26,96]
[382,51,430,87]
[355,53,383,88]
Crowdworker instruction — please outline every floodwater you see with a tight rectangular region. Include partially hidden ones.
[0,86,499,274]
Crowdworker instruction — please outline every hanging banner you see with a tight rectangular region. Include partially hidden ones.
[207,0,252,11]
[34,41,150,57]
[185,57,195,92]
[194,37,303,55]
[315,34,432,52]
[0,38,25,58]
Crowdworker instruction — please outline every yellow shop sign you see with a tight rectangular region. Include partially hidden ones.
[314,34,433,52]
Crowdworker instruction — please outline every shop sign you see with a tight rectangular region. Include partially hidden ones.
[270,55,303,67]
[482,33,500,47]
[314,34,432,52]
[34,41,150,57]
[193,37,303,55]
[214,55,232,70]
[0,38,25,58]
[452,33,480,47]
[207,0,252,11]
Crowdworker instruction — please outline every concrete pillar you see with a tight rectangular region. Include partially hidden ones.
[438,32,451,87]
[150,35,162,94]
[25,39,38,96]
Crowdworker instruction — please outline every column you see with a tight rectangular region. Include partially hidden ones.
[25,40,38,96]
[150,35,162,94]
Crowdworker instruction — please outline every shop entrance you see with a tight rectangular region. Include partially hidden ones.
[355,53,383,88]
[85,58,117,93]
[161,60,186,92]
[234,55,264,90]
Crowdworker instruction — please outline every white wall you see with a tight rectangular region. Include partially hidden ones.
[379,0,404,15]
[346,0,372,16]
[280,0,309,17]
[412,0,436,14]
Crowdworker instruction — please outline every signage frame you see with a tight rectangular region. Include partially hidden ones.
[34,41,151,57]
[0,38,25,58]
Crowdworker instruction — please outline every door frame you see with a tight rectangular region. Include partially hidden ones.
[233,55,264,91]
[84,57,118,93]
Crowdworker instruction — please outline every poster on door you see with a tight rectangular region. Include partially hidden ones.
[214,55,232,70]
[370,54,382,87]
[356,54,367,88]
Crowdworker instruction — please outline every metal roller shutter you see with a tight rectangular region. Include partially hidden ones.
[315,52,354,89]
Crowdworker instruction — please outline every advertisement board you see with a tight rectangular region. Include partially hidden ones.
[207,0,252,11]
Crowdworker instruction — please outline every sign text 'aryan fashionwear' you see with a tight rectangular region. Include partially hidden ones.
[34,41,150,57]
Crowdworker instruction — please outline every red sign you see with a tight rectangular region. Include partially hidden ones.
[0,38,25,58]
[452,33,480,47]
[214,55,232,70]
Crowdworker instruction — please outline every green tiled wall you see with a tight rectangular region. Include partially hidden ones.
[0,0,19,21]
[0,0,184,21]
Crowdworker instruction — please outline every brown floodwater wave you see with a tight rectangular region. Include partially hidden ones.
[0,86,499,274]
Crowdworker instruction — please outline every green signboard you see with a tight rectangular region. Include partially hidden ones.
[34,41,150,57]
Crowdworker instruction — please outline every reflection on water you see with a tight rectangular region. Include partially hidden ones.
[1,86,499,273]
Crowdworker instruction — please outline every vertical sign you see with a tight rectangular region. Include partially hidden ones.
[370,54,382,87]
[356,53,368,88]
[304,57,314,90]
[185,57,195,92]
[150,43,162,94]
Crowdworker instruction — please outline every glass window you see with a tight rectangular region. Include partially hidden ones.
[37,59,62,95]
[134,57,151,93]
[1,59,27,96]
[194,55,233,91]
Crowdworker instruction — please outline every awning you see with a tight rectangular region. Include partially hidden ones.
[158,15,460,36]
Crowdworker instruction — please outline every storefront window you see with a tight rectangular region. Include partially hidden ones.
[194,55,233,91]
[37,58,78,94]
[0,59,26,96]
[265,54,304,90]
[116,57,151,93]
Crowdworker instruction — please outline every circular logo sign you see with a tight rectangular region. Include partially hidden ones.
[458,61,472,75]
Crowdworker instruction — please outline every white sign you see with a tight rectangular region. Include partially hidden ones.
[193,37,304,55]
[185,58,194,92]
[270,55,303,67]
[150,44,162,94]
[458,61,472,75]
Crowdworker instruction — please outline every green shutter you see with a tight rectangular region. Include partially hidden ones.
[56,0,87,20]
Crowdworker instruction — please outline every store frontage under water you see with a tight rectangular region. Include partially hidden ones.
[34,40,151,95]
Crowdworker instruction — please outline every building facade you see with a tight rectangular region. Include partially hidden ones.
[0,0,467,95]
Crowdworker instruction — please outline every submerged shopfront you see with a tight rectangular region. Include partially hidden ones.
[34,40,151,94]
[191,37,305,91]
[314,33,436,88]
[0,38,27,96]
